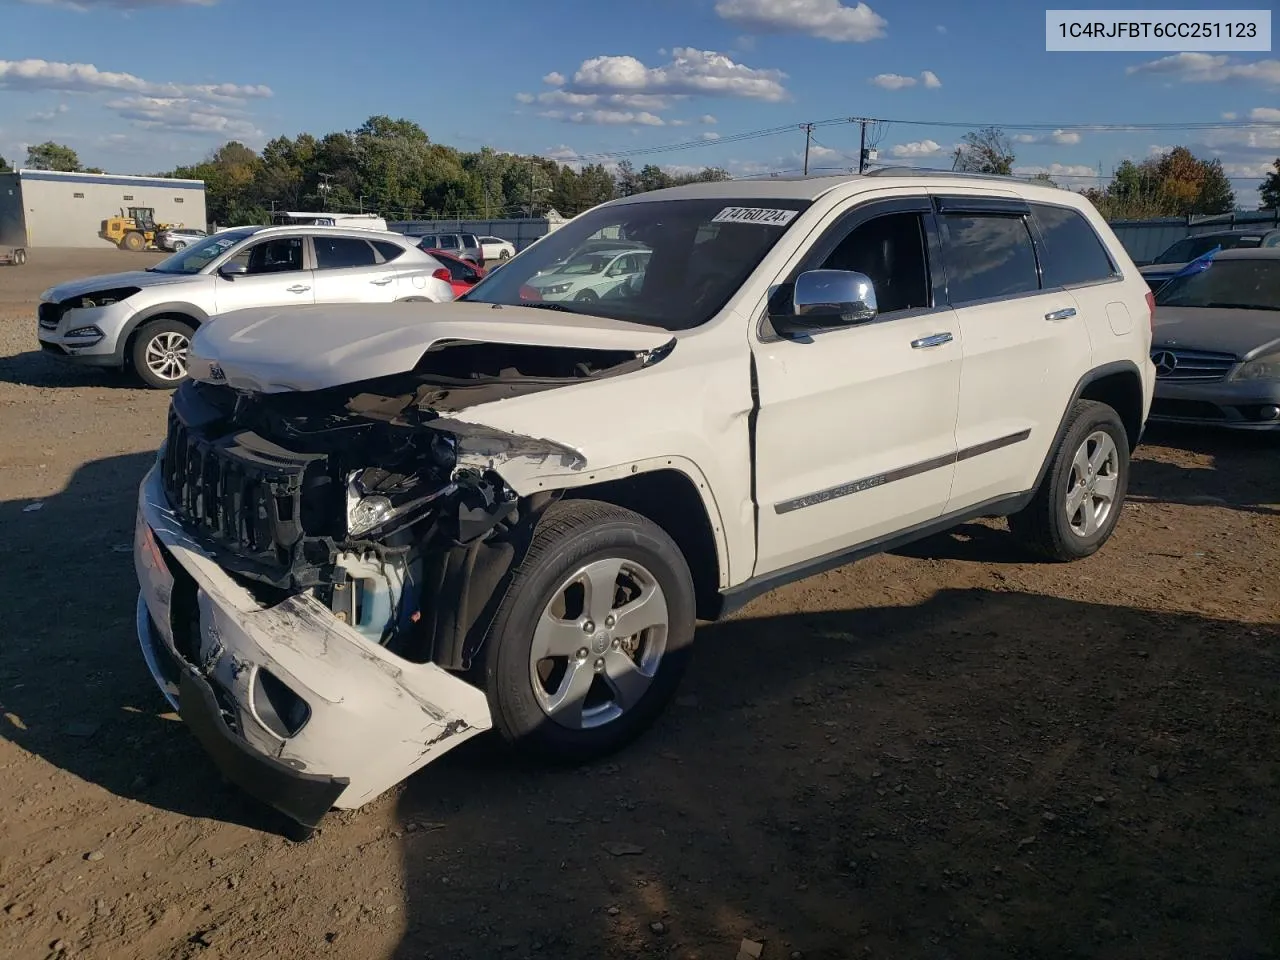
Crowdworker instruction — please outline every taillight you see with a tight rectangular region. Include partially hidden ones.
[432,268,451,282]
[1145,290,1155,332]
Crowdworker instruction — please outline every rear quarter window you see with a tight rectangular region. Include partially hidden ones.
[372,240,405,263]
[1031,203,1118,287]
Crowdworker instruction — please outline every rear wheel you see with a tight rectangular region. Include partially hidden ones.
[130,318,195,389]
[172,240,188,251]
[122,231,146,252]
[13,248,25,266]
[482,500,695,762]
[499,249,511,260]
[1008,400,1130,561]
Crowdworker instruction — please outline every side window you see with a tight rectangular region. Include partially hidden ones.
[439,234,460,250]
[818,211,931,315]
[372,240,405,263]
[1031,203,1117,287]
[462,234,479,250]
[314,236,378,270]
[940,214,1039,303]
[230,237,304,275]
[1266,234,1280,248]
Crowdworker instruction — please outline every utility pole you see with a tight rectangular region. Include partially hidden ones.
[858,119,868,173]
[801,123,814,175]
[317,173,333,212]
[358,195,368,214]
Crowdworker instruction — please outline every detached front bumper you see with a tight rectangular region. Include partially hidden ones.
[133,464,493,829]
[37,300,135,366]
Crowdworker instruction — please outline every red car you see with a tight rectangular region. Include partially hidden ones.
[419,246,485,297]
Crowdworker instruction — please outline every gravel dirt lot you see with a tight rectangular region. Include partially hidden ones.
[1,250,1278,960]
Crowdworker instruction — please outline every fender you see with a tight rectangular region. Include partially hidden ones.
[113,301,210,365]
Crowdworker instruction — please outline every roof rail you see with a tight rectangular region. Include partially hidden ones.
[865,166,1061,187]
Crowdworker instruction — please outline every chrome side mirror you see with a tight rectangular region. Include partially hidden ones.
[788,269,878,327]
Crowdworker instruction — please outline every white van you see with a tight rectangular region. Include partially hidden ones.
[270,211,389,232]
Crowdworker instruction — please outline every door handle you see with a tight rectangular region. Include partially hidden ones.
[370,277,393,286]
[910,332,953,349]
[287,285,310,294]
[1044,307,1077,322]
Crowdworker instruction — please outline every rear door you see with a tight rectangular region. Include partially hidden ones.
[932,195,1094,512]
[309,234,399,303]
[212,235,314,313]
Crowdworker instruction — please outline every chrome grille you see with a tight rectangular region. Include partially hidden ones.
[1150,348,1237,383]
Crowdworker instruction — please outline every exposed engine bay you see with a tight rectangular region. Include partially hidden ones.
[160,338,670,671]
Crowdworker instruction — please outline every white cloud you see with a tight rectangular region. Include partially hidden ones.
[701,131,721,140]
[543,71,566,86]
[539,108,666,126]
[105,95,261,138]
[527,89,678,110]
[1249,106,1280,120]
[935,24,946,33]
[27,102,69,122]
[714,0,887,42]
[565,47,789,102]
[869,70,940,90]
[1221,160,1274,178]
[1014,163,1097,179]
[870,73,915,90]
[1222,111,1238,119]
[1126,53,1280,85]
[542,144,579,162]
[18,0,217,8]
[890,139,942,157]
[700,114,717,124]
[1012,129,1082,146]
[0,59,270,101]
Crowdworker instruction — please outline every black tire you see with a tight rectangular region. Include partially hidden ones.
[123,231,146,253]
[499,249,511,260]
[13,248,25,266]
[1008,399,1130,562]
[574,289,598,303]
[129,317,195,390]
[172,240,188,251]
[481,499,695,762]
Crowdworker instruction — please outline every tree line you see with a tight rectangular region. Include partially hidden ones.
[6,119,1279,223]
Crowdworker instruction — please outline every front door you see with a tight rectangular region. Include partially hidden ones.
[930,196,1095,511]
[750,197,962,578]
[212,236,314,313]
[309,235,400,303]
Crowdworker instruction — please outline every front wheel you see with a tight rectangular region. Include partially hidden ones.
[499,249,511,260]
[172,240,188,251]
[130,318,195,389]
[12,248,25,266]
[1008,399,1130,561]
[574,289,598,304]
[482,500,695,762]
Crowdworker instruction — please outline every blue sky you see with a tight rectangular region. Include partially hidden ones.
[1,0,1278,200]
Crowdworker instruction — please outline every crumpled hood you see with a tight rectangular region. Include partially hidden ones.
[41,269,196,303]
[187,300,676,393]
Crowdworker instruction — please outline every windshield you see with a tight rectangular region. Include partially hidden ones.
[1153,233,1260,265]
[1155,259,1280,311]
[149,228,258,274]
[460,197,811,330]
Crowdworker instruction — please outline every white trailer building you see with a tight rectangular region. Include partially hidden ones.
[0,169,207,249]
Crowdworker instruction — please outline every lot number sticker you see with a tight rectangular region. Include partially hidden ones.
[711,206,798,226]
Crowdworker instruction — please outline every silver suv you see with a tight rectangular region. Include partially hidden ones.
[410,231,484,266]
[37,225,455,388]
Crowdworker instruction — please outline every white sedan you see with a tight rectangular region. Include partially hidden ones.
[479,236,516,261]
[526,248,651,303]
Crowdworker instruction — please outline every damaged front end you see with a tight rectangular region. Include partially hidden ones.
[134,337,668,830]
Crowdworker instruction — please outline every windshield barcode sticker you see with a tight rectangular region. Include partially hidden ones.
[711,206,798,226]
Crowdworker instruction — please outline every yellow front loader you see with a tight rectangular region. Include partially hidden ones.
[101,207,176,252]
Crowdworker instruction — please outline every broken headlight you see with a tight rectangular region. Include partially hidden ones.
[75,287,141,309]
[345,468,456,538]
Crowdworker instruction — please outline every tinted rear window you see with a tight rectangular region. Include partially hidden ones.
[1032,203,1117,287]
[373,240,405,263]
[941,214,1040,303]
[314,236,378,269]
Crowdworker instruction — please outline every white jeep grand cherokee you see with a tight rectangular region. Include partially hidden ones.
[37,225,455,389]
[132,171,1155,835]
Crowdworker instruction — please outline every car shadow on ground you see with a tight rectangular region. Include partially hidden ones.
[1130,425,1279,517]
[0,451,287,833]
[0,346,141,390]
[387,592,1280,960]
